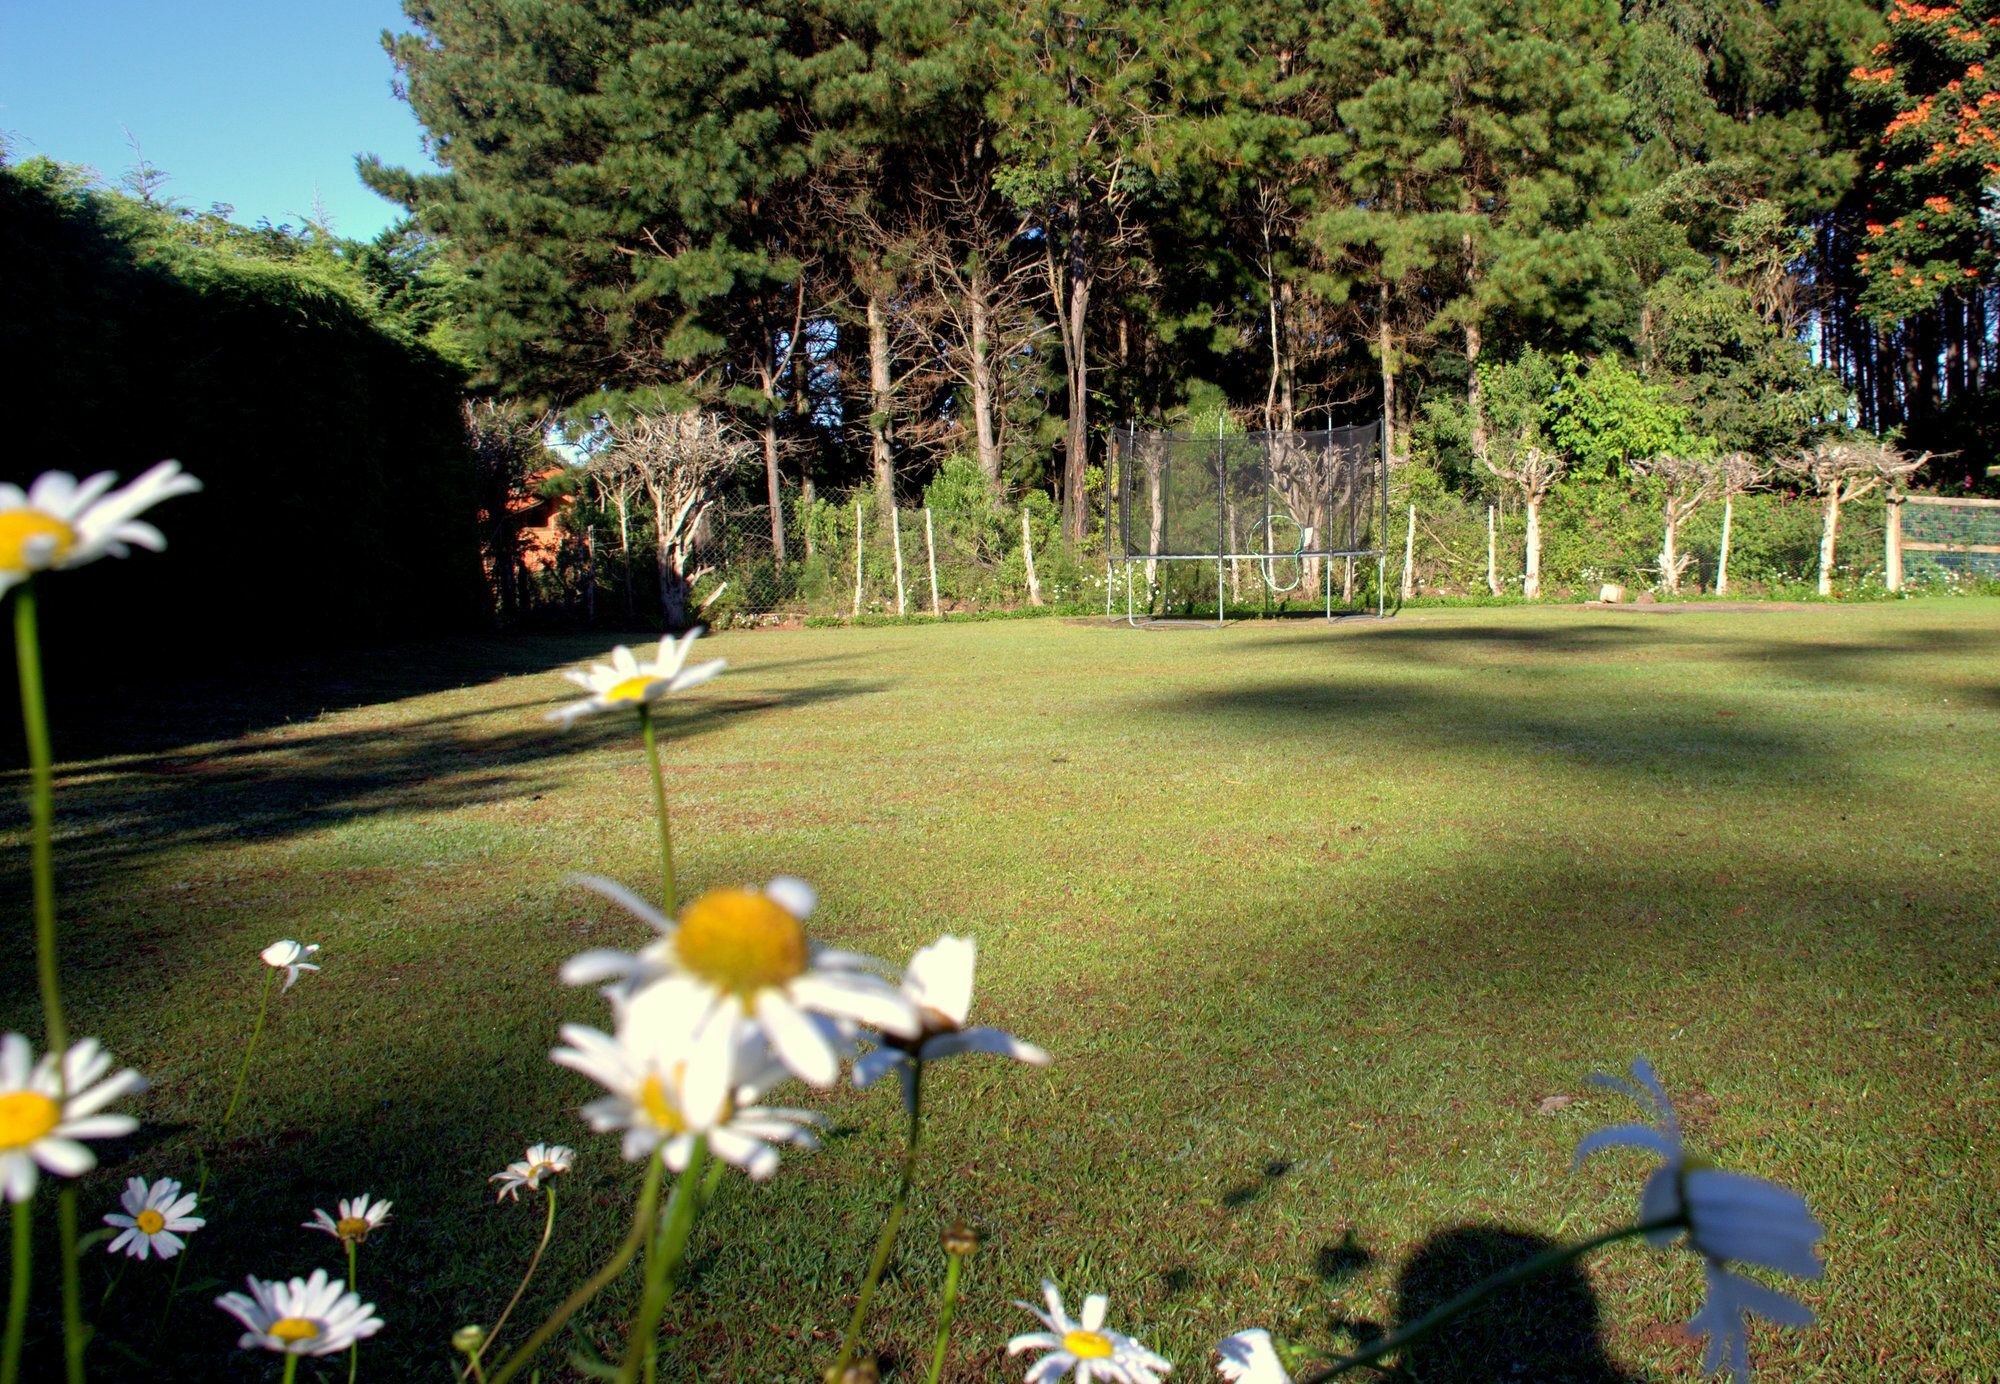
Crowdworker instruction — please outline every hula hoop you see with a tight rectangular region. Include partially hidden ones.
[1261,514,1307,593]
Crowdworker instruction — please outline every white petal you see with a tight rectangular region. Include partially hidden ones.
[763,876,816,920]
[754,990,839,1088]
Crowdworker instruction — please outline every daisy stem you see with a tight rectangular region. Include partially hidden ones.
[1293,1214,1686,1382]
[281,1352,299,1384]
[57,1188,82,1384]
[922,1247,966,1384]
[220,968,276,1138]
[472,1188,557,1378]
[2,1195,28,1384]
[487,1152,663,1384]
[14,581,68,1060]
[637,707,676,916]
[621,1140,707,1384]
[832,1064,925,1378]
[346,1242,359,1384]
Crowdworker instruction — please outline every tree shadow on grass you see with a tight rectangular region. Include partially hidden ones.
[1380,1225,1645,1383]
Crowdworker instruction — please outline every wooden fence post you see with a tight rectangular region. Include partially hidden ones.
[891,508,908,615]
[852,501,864,617]
[1486,504,1501,596]
[1400,503,1416,601]
[924,506,942,617]
[1885,492,1903,592]
[1022,509,1044,607]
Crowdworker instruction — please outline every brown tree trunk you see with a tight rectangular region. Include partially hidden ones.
[1379,283,1396,464]
[1061,269,1091,542]
[968,269,1001,490]
[757,361,788,562]
[1818,493,1841,596]
[1465,317,1489,469]
[867,289,895,528]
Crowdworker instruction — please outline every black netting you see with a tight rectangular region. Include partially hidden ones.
[1109,423,1385,559]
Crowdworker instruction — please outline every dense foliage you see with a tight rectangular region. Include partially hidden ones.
[365,0,1999,587]
[0,157,486,657]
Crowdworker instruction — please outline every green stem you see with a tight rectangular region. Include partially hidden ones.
[472,1189,557,1377]
[281,1351,299,1384]
[220,968,275,1137]
[923,1252,966,1384]
[346,1241,359,1384]
[15,582,66,1060]
[57,1190,81,1384]
[3,1197,28,1384]
[638,707,675,916]
[832,1065,925,1378]
[489,1154,664,1384]
[1294,1216,1685,1382]
[697,1159,725,1215]
[619,1142,707,1384]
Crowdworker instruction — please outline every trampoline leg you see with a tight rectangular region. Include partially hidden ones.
[1216,557,1224,627]
[1326,567,1332,620]
[1377,556,1385,617]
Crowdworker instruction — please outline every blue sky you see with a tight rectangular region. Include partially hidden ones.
[0,1,438,240]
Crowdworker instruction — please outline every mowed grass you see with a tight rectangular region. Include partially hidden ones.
[5,601,1998,1381]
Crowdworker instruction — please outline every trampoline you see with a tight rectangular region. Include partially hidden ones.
[1105,422,1388,626]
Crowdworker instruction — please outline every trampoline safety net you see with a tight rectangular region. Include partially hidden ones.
[1108,422,1386,563]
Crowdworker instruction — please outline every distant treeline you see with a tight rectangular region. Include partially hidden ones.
[0,157,486,668]
[361,0,2000,563]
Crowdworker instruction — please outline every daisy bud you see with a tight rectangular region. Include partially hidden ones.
[942,1222,981,1258]
[824,1360,880,1384]
[452,1324,486,1355]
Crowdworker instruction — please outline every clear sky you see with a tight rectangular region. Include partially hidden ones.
[0,1,438,241]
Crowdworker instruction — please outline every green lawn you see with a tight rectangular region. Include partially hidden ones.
[7,601,1998,1381]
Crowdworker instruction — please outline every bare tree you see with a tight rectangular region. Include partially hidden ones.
[1484,430,1566,599]
[608,411,750,628]
[586,447,643,621]
[1631,453,1724,594]
[1776,437,1926,595]
[462,399,551,621]
[1711,452,1771,596]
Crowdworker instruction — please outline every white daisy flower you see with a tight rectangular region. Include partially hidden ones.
[216,1267,384,1356]
[552,983,820,1180]
[559,875,918,1090]
[0,1033,146,1203]
[491,1143,576,1201]
[547,631,725,725]
[104,1175,203,1260]
[1008,1279,1172,1384]
[260,939,320,991]
[1214,1329,1286,1383]
[1576,1057,1825,1382]
[0,461,202,598]
[853,936,1050,1111]
[304,1194,393,1245]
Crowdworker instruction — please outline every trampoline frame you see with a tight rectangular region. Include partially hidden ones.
[1103,420,1390,627]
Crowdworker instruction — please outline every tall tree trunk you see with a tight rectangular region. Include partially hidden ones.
[1465,318,1489,469]
[757,361,788,562]
[1378,282,1396,463]
[652,486,687,628]
[1057,198,1092,544]
[1818,493,1840,596]
[968,267,1001,490]
[582,520,596,624]
[1523,494,1542,599]
[867,289,895,528]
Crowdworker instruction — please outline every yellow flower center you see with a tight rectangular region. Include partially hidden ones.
[1064,1330,1114,1360]
[135,1209,167,1235]
[673,889,807,997]
[638,1073,688,1134]
[604,674,657,702]
[269,1317,322,1344]
[336,1216,372,1241]
[0,1091,61,1151]
[0,511,76,576]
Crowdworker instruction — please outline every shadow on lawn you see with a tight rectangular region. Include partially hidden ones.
[1370,1225,1645,1383]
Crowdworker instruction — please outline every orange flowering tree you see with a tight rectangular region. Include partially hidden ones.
[1850,0,2000,320]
